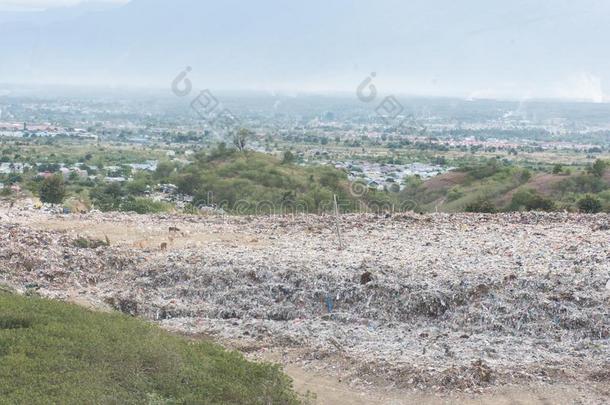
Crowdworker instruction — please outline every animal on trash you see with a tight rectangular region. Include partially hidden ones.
[160,242,168,251]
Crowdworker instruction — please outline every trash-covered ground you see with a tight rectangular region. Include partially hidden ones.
[1,207,609,401]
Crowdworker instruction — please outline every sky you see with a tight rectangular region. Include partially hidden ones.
[0,0,127,11]
[0,0,608,102]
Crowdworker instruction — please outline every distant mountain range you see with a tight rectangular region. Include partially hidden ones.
[1,0,609,101]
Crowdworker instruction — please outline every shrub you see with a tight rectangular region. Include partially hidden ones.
[588,159,607,178]
[120,197,171,214]
[465,198,497,213]
[90,183,124,211]
[554,174,606,195]
[520,169,532,183]
[468,160,501,180]
[39,174,66,204]
[282,150,296,164]
[577,195,603,213]
[509,189,556,212]
[447,187,464,202]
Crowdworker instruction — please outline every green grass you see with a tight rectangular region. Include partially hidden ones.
[0,292,300,405]
[400,160,610,213]
[167,148,392,214]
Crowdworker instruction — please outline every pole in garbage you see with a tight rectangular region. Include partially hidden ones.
[333,194,344,250]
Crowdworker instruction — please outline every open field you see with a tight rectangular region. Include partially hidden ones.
[1,207,609,403]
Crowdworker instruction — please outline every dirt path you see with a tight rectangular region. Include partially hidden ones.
[22,215,265,250]
[253,349,605,405]
[286,367,598,404]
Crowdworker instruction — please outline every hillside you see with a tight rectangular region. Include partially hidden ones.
[0,291,298,404]
[401,160,610,213]
[155,149,392,214]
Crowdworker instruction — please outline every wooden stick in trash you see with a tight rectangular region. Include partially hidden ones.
[333,194,344,250]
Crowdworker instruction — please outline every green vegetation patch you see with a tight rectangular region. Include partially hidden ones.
[0,292,299,405]
[162,147,391,214]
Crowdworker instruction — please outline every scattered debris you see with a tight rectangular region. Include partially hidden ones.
[0,207,608,393]
[73,236,110,249]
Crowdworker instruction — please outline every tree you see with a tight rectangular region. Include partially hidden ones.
[577,195,602,213]
[90,183,124,211]
[39,175,66,204]
[232,128,251,152]
[282,151,295,164]
[154,161,176,181]
[552,164,563,175]
[588,159,607,178]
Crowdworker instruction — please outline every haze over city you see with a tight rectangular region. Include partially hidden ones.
[1,0,609,101]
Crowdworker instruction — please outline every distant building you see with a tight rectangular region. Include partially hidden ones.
[37,172,54,179]
[0,163,28,174]
[368,180,382,190]
[59,167,71,178]
[129,161,158,172]
[72,168,88,179]
[105,177,127,183]
[158,184,178,194]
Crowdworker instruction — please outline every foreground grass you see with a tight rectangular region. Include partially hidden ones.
[0,292,299,405]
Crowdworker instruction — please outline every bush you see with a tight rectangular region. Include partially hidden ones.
[520,169,532,183]
[588,159,607,178]
[465,198,497,213]
[467,160,501,180]
[446,187,464,202]
[554,174,606,195]
[90,183,124,211]
[577,195,603,213]
[120,197,171,214]
[509,189,556,212]
[282,150,296,164]
[39,175,66,204]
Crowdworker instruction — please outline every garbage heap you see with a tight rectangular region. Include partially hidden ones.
[1,211,608,391]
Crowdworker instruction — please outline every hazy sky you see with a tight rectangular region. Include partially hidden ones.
[0,0,609,102]
[0,0,127,11]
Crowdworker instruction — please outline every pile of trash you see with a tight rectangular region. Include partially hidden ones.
[0,209,608,392]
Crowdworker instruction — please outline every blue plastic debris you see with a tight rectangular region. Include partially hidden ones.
[325,294,334,313]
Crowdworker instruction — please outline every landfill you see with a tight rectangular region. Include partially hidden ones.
[0,206,608,395]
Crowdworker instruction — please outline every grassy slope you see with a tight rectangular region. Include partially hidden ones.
[404,165,610,212]
[175,153,609,213]
[0,292,299,405]
[171,150,391,213]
